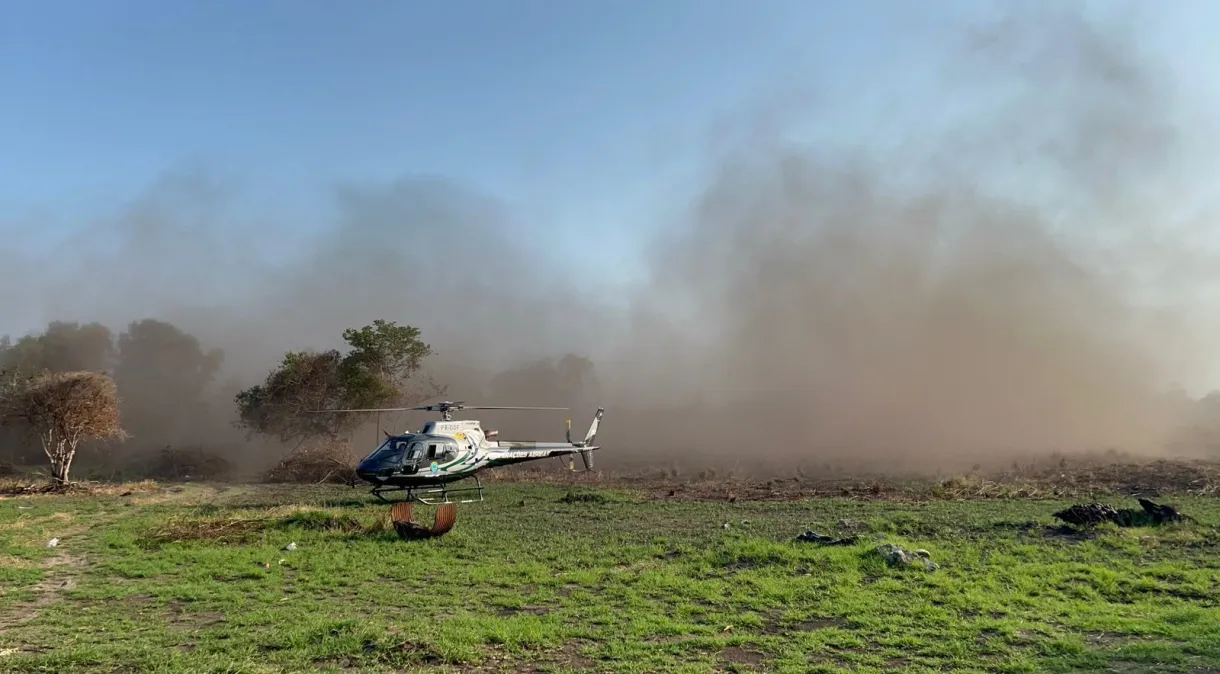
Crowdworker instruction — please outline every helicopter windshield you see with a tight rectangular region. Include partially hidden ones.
[364,437,410,465]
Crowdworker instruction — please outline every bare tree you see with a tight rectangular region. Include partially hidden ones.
[1,371,127,484]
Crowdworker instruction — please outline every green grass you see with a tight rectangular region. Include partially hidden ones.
[2,483,1220,673]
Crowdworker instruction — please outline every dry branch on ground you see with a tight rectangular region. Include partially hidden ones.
[263,438,358,484]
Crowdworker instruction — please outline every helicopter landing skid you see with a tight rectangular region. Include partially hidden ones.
[370,474,485,505]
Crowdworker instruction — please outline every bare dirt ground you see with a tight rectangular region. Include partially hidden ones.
[4,452,1219,503]
[486,454,1220,502]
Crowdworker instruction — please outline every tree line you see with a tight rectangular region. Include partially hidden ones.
[0,318,601,484]
[0,319,227,481]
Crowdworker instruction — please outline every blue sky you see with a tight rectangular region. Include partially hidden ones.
[4,1,1220,338]
[5,1,1218,229]
[1,0,959,275]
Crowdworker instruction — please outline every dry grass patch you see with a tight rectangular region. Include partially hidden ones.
[146,516,268,545]
[145,505,391,545]
[0,555,36,569]
[0,478,159,499]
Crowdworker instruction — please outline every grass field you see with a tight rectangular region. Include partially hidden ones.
[2,480,1220,673]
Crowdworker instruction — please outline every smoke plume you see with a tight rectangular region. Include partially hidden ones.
[596,7,1220,473]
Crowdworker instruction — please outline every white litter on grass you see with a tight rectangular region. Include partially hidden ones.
[46,538,59,548]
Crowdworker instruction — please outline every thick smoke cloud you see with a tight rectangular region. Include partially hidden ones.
[594,8,1220,473]
[4,5,1220,475]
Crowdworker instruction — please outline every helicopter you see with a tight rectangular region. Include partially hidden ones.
[317,400,604,507]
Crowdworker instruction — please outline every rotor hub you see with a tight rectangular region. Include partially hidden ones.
[421,401,465,421]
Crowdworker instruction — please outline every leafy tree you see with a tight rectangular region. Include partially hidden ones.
[235,349,344,442]
[487,353,602,406]
[0,321,116,377]
[0,371,127,483]
[0,337,17,393]
[115,319,224,445]
[0,364,21,401]
[117,319,223,396]
[235,320,443,444]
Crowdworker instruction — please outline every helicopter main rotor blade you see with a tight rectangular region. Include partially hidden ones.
[306,408,416,413]
[460,406,569,411]
[308,403,569,414]
[406,403,569,412]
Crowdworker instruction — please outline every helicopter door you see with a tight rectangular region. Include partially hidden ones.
[438,442,459,463]
[406,442,425,464]
[427,442,459,461]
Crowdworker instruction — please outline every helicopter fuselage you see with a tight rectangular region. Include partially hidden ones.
[355,432,474,487]
[354,412,601,489]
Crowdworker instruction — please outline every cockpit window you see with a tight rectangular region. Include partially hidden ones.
[365,438,408,464]
[371,439,457,465]
[406,442,426,461]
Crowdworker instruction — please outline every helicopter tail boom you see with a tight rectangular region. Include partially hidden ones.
[486,407,603,470]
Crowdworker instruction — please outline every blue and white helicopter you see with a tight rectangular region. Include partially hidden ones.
[328,400,604,506]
